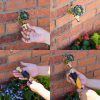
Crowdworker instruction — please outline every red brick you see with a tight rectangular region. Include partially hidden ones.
[41,55,50,62]
[51,55,63,64]
[54,0,69,8]
[0,62,19,72]
[0,32,21,44]
[86,71,94,78]
[24,9,37,19]
[0,24,5,34]
[0,57,7,64]
[87,63,100,72]
[0,13,18,23]
[72,10,96,27]
[50,21,55,32]
[97,7,100,13]
[0,73,6,80]
[5,42,41,50]
[37,8,50,17]
[38,0,50,6]
[57,38,70,49]
[94,69,100,76]
[53,63,66,74]
[6,22,20,33]
[52,79,67,90]
[56,14,73,28]
[86,0,100,11]
[73,0,92,6]
[74,51,88,60]
[23,56,41,64]
[88,50,100,57]
[0,1,3,12]
[95,75,100,79]
[8,51,32,62]
[5,0,36,11]
[78,57,96,67]
[0,50,10,57]
[38,18,50,27]
[32,50,50,56]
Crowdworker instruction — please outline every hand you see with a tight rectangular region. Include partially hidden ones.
[13,61,39,80]
[66,69,88,86]
[21,23,50,45]
[27,80,44,94]
[27,80,50,100]
[78,87,100,100]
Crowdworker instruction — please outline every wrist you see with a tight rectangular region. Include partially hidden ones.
[39,88,50,100]
[44,33,50,45]
[37,86,50,100]
[38,66,50,76]
[85,78,89,86]
[38,66,41,76]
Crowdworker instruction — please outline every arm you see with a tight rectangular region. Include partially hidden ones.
[13,62,50,80]
[67,69,100,90]
[21,24,50,45]
[79,88,100,100]
[86,79,100,90]
[27,81,50,100]
[38,66,50,76]
[38,87,50,100]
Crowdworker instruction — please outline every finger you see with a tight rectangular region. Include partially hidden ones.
[31,80,37,84]
[71,68,81,75]
[13,70,18,73]
[67,73,76,85]
[69,77,76,85]
[22,30,30,36]
[13,70,22,75]
[27,81,32,87]
[66,73,71,83]
[13,72,24,78]
[22,38,31,43]
[19,77,28,80]
[26,23,36,31]
[22,24,31,31]
[13,71,22,75]
[21,31,30,39]
[20,61,30,67]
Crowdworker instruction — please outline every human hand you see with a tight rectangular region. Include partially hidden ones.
[27,80,44,94]
[21,23,50,45]
[13,61,39,80]
[66,69,88,86]
[27,80,50,100]
[78,87,100,100]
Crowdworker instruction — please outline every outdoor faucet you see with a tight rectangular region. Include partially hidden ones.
[63,53,82,89]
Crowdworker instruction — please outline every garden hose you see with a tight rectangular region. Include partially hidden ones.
[63,54,82,89]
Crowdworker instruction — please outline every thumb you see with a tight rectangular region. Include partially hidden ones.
[26,23,36,30]
[20,61,29,67]
[27,81,31,87]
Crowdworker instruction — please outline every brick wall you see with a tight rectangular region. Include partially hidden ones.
[0,50,50,84]
[0,0,50,50]
[51,50,100,99]
[51,0,100,50]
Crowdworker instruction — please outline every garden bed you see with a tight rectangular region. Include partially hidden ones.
[0,76,50,100]
[70,32,100,50]
[65,90,100,100]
